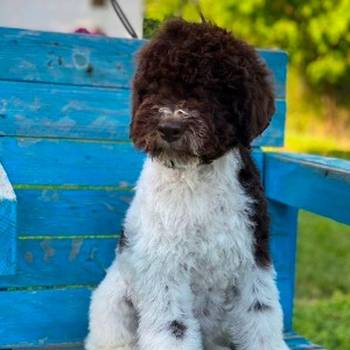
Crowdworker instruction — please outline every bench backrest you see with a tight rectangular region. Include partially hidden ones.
[0,27,289,348]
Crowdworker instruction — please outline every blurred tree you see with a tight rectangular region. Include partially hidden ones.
[145,0,350,124]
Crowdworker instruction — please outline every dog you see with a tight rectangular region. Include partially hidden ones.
[85,19,288,350]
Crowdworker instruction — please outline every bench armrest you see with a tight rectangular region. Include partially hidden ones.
[0,162,16,275]
[264,152,350,225]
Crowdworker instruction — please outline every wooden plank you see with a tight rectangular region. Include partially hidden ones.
[0,287,91,347]
[0,81,130,141]
[16,189,132,237]
[284,333,325,349]
[0,81,285,146]
[0,137,144,186]
[259,50,288,100]
[0,280,295,348]
[0,27,287,98]
[253,100,285,147]
[269,199,298,331]
[0,218,291,288]
[0,137,280,186]
[4,333,324,350]
[0,27,143,89]
[265,152,350,225]
[0,237,117,288]
[0,162,16,275]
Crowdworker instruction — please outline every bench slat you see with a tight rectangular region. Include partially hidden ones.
[0,81,130,141]
[0,237,292,289]
[0,27,287,98]
[0,81,285,146]
[16,189,131,237]
[0,287,91,347]
[0,237,117,288]
[265,152,350,225]
[0,335,324,350]
[0,27,142,89]
[0,280,309,348]
[1,137,283,187]
[0,138,144,186]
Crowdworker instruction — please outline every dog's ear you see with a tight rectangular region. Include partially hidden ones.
[235,63,275,147]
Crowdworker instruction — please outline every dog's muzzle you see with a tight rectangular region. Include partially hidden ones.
[158,120,185,143]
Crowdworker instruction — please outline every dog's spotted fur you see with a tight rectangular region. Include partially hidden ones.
[86,19,287,350]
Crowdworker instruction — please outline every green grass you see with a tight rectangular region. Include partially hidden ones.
[295,211,350,299]
[294,291,350,350]
[293,211,350,350]
[285,132,350,159]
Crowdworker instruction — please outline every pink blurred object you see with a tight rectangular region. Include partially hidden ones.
[74,27,106,35]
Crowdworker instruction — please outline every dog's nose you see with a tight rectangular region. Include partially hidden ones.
[158,121,184,142]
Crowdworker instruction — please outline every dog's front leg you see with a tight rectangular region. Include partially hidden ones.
[229,265,288,350]
[85,258,137,350]
[136,277,203,350]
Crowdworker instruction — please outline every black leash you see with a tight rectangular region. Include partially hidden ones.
[110,0,138,39]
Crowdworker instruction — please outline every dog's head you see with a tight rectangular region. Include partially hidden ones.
[130,19,275,165]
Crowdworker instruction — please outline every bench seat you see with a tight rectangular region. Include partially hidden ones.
[7,334,324,350]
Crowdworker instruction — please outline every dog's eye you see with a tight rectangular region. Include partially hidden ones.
[175,109,189,118]
[138,89,147,99]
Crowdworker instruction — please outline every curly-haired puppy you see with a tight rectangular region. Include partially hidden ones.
[86,19,288,350]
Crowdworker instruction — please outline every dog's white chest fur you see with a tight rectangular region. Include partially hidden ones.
[123,150,255,325]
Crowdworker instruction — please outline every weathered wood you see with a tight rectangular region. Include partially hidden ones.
[0,162,16,276]
[16,189,132,237]
[0,287,91,347]
[0,27,288,98]
[1,334,324,350]
[284,333,325,349]
[268,199,298,331]
[0,237,118,288]
[0,139,273,188]
[265,152,350,225]
[0,27,143,89]
[0,137,144,186]
[0,81,285,146]
[0,278,295,348]
[0,234,293,290]
[0,81,131,141]
[253,100,285,147]
[0,240,292,290]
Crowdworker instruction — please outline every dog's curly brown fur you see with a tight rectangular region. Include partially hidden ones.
[131,18,275,158]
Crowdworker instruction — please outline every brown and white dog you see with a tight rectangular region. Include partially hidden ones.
[86,19,288,350]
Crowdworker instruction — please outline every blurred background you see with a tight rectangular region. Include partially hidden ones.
[1,1,349,349]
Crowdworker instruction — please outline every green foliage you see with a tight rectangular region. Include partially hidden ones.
[145,0,350,107]
[294,210,350,349]
[294,293,350,350]
[143,18,162,39]
[296,211,350,299]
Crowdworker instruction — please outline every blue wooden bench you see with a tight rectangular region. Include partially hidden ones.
[0,27,349,350]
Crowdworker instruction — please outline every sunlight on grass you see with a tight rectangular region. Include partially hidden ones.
[294,211,350,349]
[296,211,350,299]
[294,293,350,350]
